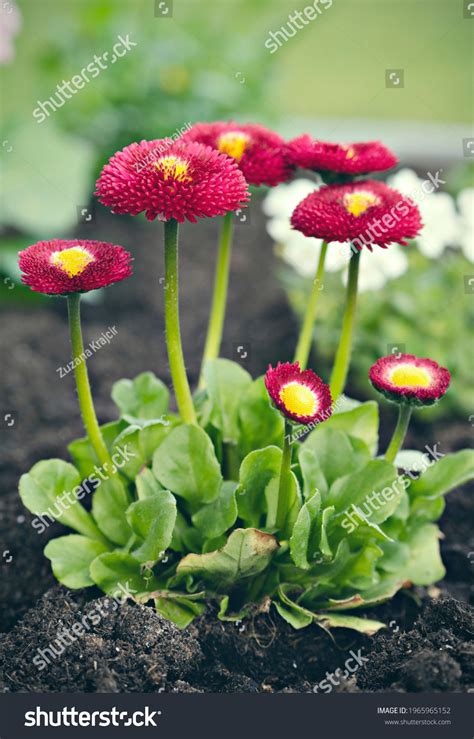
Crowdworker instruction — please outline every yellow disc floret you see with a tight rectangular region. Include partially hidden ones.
[343,190,380,217]
[390,365,430,388]
[343,145,356,160]
[280,382,317,417]
[50,247,94,277]
[154,155,191,183]
[217,131,251,162]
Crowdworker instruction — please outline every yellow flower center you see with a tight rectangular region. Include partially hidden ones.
[154,155,191,183]
[50,247,94,277]
[280,382,317,417]
[343,191,379,217]
[342,145,356,159]
[217,131,250,162]
[390,366,430,388]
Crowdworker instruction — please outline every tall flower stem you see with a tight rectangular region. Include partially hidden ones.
[293,240,328,369]
[66,293,113,469]
[164,218,197,425]
[276,420,293,533]
[329,250,361,399]
[198,211,233,388]
[385,404,412,464]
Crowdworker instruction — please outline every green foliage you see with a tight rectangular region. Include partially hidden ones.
[19,365,474,633]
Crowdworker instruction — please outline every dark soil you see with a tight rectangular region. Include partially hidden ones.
[0,203,473,693]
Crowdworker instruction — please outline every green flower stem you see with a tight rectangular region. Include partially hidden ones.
[66,293,113,470]
[198,211,233,389]
[293,240,328,369]
[164,218,197,425]
[385,404,413,464]
[276,420,293,533]
[329,250,361,399]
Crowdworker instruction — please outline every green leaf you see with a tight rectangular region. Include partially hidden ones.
[324,401,379,455]
[276,585,385,633]
[154,592,206,629]
[92,476,132,546]
[126,489,177,565]
[403,524,445,585]
[236,446,282,526]
[265,471,302,537]
[203,359,252,443]
[298,449,328,501]
[409,449,474,499]
[238,377,284,457]
[153,424,222,508]
[44,535,110,589]
[19,459,106,542]
[290,491,321,569]
[409,495,445,525]
[135,467,164,500]
[313,612,385,635]
[68,420,128,479]
[111,419,174,479]
[90,552,160,601]
[192,481,238,539]
[111,372,170,425]
[177,528,279,591]
[328,460,399,524]
[301,428,366,487]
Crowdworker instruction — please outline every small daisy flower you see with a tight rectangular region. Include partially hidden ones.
[95,138,249,223]
[288,136,398,177]
[265,361,332,425]
[291,180,422,250]
[18,239,133,295]
[369,354,451,407]
[181,121,292,186]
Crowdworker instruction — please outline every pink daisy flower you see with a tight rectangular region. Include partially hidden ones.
[291,180,422,250]
[181,121,292,187]
[19,239,133,295]
[369,354,451,406]
[265,361,332,425]
[95,139,249,223]
[288,136,398,176]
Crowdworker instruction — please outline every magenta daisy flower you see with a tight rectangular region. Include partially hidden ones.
[18,239,133,295]
[369,354,451,406]
[181,121,292,187]
[95,139,249,223]
[291,180,422,250]
[265,361,332,425]
[288,136,398,177]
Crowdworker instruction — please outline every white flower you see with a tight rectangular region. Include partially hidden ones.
[262,178,320,219]
[458,188,474,263]
[388,168,459,259]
